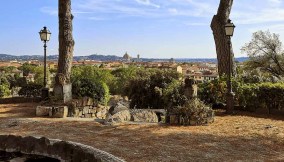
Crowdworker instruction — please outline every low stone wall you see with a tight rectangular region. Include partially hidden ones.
[36,97,109,119]
[68,97,109,119]
[0,135,125,162]
[0,97,41,104]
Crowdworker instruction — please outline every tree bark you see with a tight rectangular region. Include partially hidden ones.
[54,0,74,102]
[211,0,235,76]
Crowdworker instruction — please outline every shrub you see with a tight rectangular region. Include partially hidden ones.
[257,83,284,113]
[18,83,42,97]
[125,69,183,109]
[0,84,11,98]
[72,78,110,106]
[71,66,111,105]
[198,78,227,105]
[170,98,214,125]
[199,78,284,113]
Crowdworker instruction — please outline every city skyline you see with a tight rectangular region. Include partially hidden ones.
[1,0,284,58]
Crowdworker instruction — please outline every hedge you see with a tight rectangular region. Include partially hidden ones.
[199,80,284,113]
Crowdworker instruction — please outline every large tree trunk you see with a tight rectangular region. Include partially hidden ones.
[211,0,235,76]
[54,0,75,103]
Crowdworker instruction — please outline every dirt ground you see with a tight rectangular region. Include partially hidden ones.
[0,103,283,162]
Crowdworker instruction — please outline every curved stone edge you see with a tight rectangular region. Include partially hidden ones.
[0,134,125,162]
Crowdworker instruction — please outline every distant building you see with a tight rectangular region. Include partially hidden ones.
[123,52,131,62]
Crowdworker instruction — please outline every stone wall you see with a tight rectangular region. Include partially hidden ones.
[68,97,109,119]
[0,135,125,162]
[36,97,110,119]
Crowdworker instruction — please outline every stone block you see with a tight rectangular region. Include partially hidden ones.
[130,109,158,123]
[53,84,72,103]
[74,109,80,117]
[90,109,97,114]
[49,106,68,118]
[87,97,94,106]
[83,106,89,114]
[82,97,88,106]
[84,114,92,118]
[36,106,52,116]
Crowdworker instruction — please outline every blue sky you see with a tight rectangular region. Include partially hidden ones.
[1,0,284,58]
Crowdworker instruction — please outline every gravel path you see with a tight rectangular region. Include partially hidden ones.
[0,103,284,161]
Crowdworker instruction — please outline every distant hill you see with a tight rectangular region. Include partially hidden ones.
[0,54,248,63]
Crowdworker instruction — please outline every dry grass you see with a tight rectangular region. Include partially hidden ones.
[0,103,284,161]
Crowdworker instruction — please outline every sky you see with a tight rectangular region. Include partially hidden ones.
[1,0,284,58]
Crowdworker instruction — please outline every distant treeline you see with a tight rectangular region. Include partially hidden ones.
[0,54,248,63]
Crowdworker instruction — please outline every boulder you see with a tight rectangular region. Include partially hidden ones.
[109,101,130,115]
[130,109,158,123]
[105,110,131,124]
[36,106,52,116]
[95,105,109,119]
[49,106,68,118]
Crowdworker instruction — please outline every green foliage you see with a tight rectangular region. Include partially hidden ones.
[198,77,227,104]
[237,84,259,111]
[18,83,42,97]
[241,30,284,78]
[0,66,16,73]
[71,66,111,105]
[172,98,213,122]
[238,83,284,112]
[125,69,184,109]
[110,67,138,95]
[163,80,188,108]
[0,84,10,98]
[33,66,50,86]
[72,78,110,105]
[199,78,284,112]
[19,63,37,76]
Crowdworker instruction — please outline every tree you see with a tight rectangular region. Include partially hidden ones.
[125,69,184,109]
[211,0,235,76]
[19,63,36,76]
[54,0,75,102]
[241,30,284,79]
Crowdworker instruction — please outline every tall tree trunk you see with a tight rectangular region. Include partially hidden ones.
[54,0,74,102]
[211,0,235,76]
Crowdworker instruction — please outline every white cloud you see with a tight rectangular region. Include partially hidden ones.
[135,0,160,8]
[41,0,284,28]
[40,7,57,16]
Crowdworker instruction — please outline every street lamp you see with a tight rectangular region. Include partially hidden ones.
[39,26,51,100]
[225,19,235,114]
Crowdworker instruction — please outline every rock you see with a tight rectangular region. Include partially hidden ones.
[74,109,80,117]
[108,95,121,107]
[130,109,158,123]
[109,102,129,115]
[87,97,94,106]
[49,106,68,118]
[90,109,97,114]
[84,114,92,118]
[83,106,89,114]
[105,110,131,123]
[82,97,88,106]
[95,105,109,119]
[79,111,83,117]
[36,106,52,116]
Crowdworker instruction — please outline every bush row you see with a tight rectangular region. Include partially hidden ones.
[198,79,284,113]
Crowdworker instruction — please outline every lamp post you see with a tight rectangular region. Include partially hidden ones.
[39,26,51,100]
[225,19,235,114]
